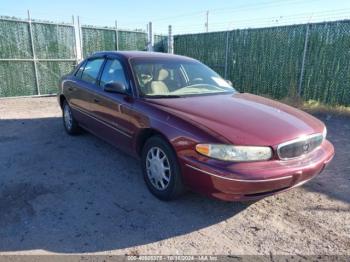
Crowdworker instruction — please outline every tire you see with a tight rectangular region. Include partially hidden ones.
[62,100,81,135]
[141,135,185,201]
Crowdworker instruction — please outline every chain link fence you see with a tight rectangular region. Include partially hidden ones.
[1,15,349,105]
[0,15,166,97]
[174,20,350,106]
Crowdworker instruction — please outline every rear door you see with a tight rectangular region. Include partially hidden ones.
[68,57,105,127]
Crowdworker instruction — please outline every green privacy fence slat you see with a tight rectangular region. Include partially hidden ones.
[154,35,168,52]
[175,32,227,76]
[118,30,147,51]
[0,20,32,58]
[37,61,75,94]
[81,28,151,56]
[0,15,166,97]
[228,25,305,99]
[33,23,75,59]
[0,61,37,96]
[1,16,350,104]
[82,27,116,57]
[175,27,304,99]
[303,21,350,106]
[174,21,350,106]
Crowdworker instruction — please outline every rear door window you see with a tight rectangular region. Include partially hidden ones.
[74,61,86,79]
[81,58,105,84]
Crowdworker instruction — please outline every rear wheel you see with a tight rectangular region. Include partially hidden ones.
[141,136,185,201]
[62,101,81,135]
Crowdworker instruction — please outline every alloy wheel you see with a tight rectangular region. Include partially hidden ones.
[63,104,73,131]
[146,146,171,190]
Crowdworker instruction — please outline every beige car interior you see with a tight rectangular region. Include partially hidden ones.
[151,69,170,94]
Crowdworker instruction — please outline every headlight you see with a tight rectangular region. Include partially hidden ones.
[195,144,272,162]
[322,126,327,139]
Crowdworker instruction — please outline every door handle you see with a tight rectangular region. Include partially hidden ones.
[93,98,100,103]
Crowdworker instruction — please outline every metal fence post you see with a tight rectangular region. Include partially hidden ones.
[77,16,83,59]
[115,20,119,50]
[224,30,230,79]
[298,23,310,97]
[147,22,153,51]
[72,15,76,62]
[73,15,82,63]
[27,10,40,95]
[168,25,173,54]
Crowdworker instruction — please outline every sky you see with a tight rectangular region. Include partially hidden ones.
[1,0,350,34]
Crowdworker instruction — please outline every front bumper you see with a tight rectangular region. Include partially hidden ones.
[180,140,335,201]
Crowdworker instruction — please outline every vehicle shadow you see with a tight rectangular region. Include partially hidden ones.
[0,117,247,253]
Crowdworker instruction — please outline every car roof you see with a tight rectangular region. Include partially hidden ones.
[90,51,197,62]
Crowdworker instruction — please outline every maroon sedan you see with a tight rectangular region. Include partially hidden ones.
[58,51,334,201]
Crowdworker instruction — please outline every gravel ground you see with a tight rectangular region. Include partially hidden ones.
[0,97,349,256]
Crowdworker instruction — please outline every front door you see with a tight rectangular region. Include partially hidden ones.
[88,58,134,153]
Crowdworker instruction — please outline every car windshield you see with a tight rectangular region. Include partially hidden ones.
[131,58,235,97]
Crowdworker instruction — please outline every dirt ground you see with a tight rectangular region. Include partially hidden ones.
[0,97,349,256]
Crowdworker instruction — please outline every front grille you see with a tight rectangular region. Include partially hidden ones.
[277,133,324,160]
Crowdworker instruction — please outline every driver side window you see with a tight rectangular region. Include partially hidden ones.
[100,59,129,92]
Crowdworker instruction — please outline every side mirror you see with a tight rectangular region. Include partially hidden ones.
[104,82,127,94]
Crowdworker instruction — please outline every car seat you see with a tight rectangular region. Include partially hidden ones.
[151,69,170,94]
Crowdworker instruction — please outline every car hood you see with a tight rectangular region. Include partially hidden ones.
[146,93,325,146]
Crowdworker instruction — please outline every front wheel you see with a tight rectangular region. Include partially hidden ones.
[141,136,185,201]
[62,101,81,135]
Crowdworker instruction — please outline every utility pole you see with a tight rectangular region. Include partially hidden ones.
[205,10,209,32]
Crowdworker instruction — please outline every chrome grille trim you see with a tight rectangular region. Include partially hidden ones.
[277,133,324,160]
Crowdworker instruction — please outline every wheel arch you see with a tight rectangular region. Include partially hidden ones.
[59,94,67,109]
[135,128,173,157]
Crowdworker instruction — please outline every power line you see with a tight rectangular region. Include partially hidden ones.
[172,8,350,32]
[121,0,313,25]
[1,3,349,35]
[151,0,292,22]
[208,0,318,15]
[173,15,349,34]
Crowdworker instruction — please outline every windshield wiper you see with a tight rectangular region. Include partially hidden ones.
[143,94,182,98]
